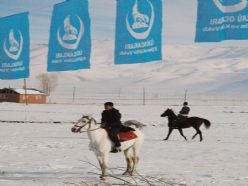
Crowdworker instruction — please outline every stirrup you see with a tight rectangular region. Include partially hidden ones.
[111,146,121,153]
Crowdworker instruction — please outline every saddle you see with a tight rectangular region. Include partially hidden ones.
[103,124,137,142]
[171,115,188,128]
[117,131,137,142]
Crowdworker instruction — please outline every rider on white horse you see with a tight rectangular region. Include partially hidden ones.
[101,102,123,153]
[101,102,135,153]
[71,109,145,179]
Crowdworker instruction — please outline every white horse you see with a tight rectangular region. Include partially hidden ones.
[71,116,145,180]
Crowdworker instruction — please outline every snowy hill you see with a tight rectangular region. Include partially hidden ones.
[1,40,248,97]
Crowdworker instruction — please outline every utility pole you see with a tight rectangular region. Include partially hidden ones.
[184,89,188,102]
[23,79,28,106]
[143,88,146,105]
[118,88,122,99]
[73,87,76,103]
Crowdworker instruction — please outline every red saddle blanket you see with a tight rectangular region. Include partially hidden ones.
[117,131,137,142]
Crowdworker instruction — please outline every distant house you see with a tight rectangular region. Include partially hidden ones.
[0,88,47,104]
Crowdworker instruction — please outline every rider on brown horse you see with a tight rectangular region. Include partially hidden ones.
[174,102,190,128]
[179,102,190,116]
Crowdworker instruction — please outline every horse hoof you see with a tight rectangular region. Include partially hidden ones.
[100,175,108,180]
[163,139,168,141]
[130,171,137,176]
[122,171,131,176]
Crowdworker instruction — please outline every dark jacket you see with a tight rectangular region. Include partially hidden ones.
[101,108,122,128]
[179,106,190,115]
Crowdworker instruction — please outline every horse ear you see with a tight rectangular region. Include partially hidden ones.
[88,115,93,120]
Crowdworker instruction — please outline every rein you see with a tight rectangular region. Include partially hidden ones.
[80,126,102,133]
[74,118,102,133]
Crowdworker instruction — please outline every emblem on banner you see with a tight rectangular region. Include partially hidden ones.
[212,0,247,13]
[57,15,84,50]
[3,29,23,60]
[126,0,155,39]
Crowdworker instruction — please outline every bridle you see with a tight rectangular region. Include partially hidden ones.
[74,117,102,133]
[163,109,177,121]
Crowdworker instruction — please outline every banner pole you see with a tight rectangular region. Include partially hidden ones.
[24,78,28,106]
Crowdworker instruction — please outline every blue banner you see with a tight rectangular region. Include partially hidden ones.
[0,12,30,80]
[196,0,248,42]
[115,0,162,64]
[48,0,91,71]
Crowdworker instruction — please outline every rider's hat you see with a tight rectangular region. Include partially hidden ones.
[183,102,188,106]
[104,102,114,107]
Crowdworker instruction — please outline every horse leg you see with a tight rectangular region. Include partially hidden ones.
[102,153,109,179]
[96,156,105,179]
[198,129,203,142]
[164,127,173,141]
[178,128,187,141]
[130,142,142,176]
[123,148,133,176]
[192,131,198,140]
[97,153,109,180]
[192,126,199,140]
[193,125,203,142]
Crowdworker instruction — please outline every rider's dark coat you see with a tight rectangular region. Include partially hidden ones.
[101,108,122,128]
[101,108,122,148]
[174,106,191,127]
[179,106,190,116]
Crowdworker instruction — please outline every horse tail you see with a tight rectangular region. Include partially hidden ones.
[123,120,146,130]
[203,119,211,129]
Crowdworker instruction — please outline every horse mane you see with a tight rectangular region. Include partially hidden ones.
[166,109,177,118]
[82,115,98,125]
[169,108,175,113]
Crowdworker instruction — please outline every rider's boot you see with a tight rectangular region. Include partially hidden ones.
[111,145,121,153]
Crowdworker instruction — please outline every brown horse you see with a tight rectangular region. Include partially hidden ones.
[161,109,211,142]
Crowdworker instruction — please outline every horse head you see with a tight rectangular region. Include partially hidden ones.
[71,115,96,133]
[161,108,176,118]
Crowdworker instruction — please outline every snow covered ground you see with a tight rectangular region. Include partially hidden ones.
[1,1,248,185]
[0,102,248,186]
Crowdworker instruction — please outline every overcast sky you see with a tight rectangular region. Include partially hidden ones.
[0,0,248,46]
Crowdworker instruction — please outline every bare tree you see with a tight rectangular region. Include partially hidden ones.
[36,73,58,95]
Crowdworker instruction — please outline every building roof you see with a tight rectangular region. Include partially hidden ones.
[13,88,46,95]
[1,88,46,95]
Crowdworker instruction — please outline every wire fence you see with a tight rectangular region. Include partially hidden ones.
[48,87,248,107]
